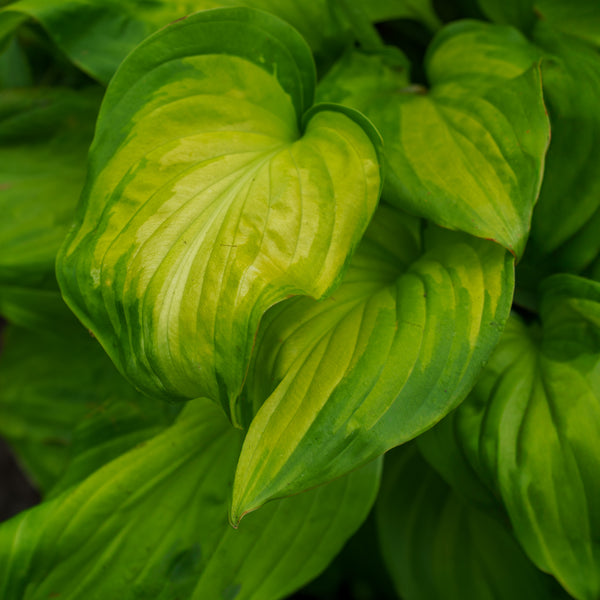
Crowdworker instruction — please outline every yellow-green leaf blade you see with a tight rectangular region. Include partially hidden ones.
[317,21,549,257]
[450,275,600,600]
[57,8,381,423]
[231,205,514,523]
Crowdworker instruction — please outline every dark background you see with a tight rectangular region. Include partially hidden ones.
[0,437,40,522]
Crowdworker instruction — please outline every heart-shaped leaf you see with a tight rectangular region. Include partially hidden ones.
[57,8,382,425]
[447,275,600,600]
[0,399,381,600]
[316,20,549,257]
[230,204,514,523]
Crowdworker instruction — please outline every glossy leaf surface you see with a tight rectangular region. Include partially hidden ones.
[376,444,567,600]
[317,21,549,257]
[231,204,514,523]
[450,275,600,600]
[57,8,381,424]
[0,399,381,600]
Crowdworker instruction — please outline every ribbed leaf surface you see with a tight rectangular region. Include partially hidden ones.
[57,8,381,424]
[231,205,514,523]
[449,275,600,600]
[376,445,567,600]
[0,400,381,600]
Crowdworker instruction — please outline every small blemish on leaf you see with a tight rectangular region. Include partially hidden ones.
[168,544,202,582]
[223,583,241,600]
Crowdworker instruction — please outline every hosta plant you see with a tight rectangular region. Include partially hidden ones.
[0,0,598,598]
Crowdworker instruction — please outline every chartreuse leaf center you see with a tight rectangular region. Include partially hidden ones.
[56,8,382,426]
[231,204,514,524]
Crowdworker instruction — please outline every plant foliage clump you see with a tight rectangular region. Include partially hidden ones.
[0,0,599,598]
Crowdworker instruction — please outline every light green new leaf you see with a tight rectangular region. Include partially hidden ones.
[0,322,170,494]
[376,444,567,600]
[316,21,549,257]
[0,0,347,83]
[0,85,101,330]
[450,275,600,600]
[231,204,514,523]
[528,23,600,255]
[0,399,381,600]
[57,8,381,425]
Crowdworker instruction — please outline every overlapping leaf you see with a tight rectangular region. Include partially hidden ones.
[230,204,513,523]
[0,0,347,83]
[447,275,600,600]
[527,23,600,256]
[365,0,441,32]
[534,0,600,47]
[416,410,501,514]
[376,444,567,600]
[0,85,101,330]
[0,399,381,600]
[474,0,535,31]
[476,0,600,47]
[316,20,550,257]
[57,8,381,424]
[0,322,171,494]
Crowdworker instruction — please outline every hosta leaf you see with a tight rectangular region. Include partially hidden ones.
[0,0,347,83]
[534,0,600,47]
[424,20,541,87]
[317,21,549,257]
[449,275,600,600]
[49,395,178,497]
[0,285,79,332]
[528,23,600,255]
[57,8,381,425]
[517,202,600,296]
[230,204,514,523]
[364,0,442,32]
[0,37,31,87]
[0,322,169,494]
[0,86,101,330]
[416,411,501,513]
[474,0,535,30]
[376,444,567,600]
[0,399,381,600]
